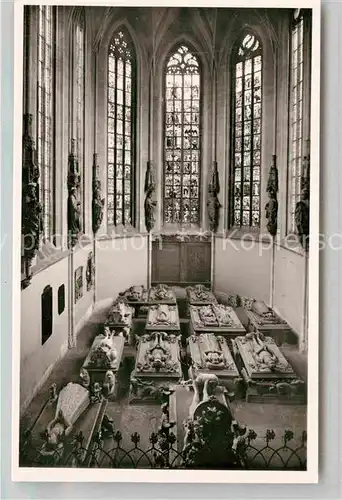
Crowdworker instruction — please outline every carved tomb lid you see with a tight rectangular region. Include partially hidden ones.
[188,334,240,378]
[234,333,297,380]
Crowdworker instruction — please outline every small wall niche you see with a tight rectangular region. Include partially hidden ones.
[58,284,65,315]
[41,285,53,345]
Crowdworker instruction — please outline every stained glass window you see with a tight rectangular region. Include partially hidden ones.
[37,5,55,239]
[231,33,262,228]
[74,12,85,228]
[163,45,201,225]
[107,29,136,227]
[288,15,304,233]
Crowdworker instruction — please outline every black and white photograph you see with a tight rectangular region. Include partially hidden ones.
[13,0,320,482]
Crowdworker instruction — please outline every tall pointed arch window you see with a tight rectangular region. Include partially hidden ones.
[287,11,311,233]
[107,29,136,227]
[72,9,85,229]
[163,45,201,225]
[231,33,262,228]
[37,5,55,239]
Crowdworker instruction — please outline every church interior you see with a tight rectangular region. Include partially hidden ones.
[19,6,312,469]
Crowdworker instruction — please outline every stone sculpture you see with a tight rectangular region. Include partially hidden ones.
[188,374,219,418]
[129,376,171,402]
[49,383,58,404]
[86,251,95,291]
[91,382,102,403]
[135,332,181,374]
[88,331,118,368]
[144,161,157,233]
[181,374,245,468]
[67,139,82,247]
[21,114,42,288]
[103,370,115,397]
[265,155,278,236]
[146,304,180,332]
[42,383,90,453]
[79,368,90,388]
[295,143,310,251]
[92,153,105,235]
[207,161,221,232]
[241,297,287,327]
[232,333,306,403]
[149,283,175,303]
[106,299,134,327]
[249,332,279,371]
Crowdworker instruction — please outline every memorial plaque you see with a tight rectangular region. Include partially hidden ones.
[189,304,245,340]
[232,332,306,404]
[145,304,180,332]
[188,334,241,393]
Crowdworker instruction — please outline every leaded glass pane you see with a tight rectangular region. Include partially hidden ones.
[232,33,262,227]
[288,15,305,233]
[107,29,135,227]
[163,45,201,224]
[37,5,54,239]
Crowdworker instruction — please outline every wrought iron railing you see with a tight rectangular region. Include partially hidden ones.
[20,426,307,470]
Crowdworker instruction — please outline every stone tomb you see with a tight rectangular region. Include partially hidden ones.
[189,303,245,340]
[129,331,182,403]
[80,333,125,399]
[145,304,180,333]
[104,298,134,344]
[232,332,306,404]
[186,284,217,306]
[148,284,177,305]
[188,334,242,395]
[242,297,294,345]
[118,285,149,317]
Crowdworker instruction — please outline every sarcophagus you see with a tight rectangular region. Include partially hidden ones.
[129,331,182,403]
[241,297,293,345]
[118,285,149,317]
[145,304,180,333]
[186,285,217,313]
[232,332,306,404]
[148,284,177,305]
[188,334,242,396]
[104,298,134,342]
[189,304,245,340]
[80,333,125,399]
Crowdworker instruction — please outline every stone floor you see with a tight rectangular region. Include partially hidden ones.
[20,299,308,461]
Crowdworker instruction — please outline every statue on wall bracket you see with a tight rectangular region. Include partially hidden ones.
[67,139,82,248]
[92,153,105,235]
[265,155,279,237]
[207,161,221,232]
[144,161,157,233]
[21,114,42,289]
[295,142,310,252]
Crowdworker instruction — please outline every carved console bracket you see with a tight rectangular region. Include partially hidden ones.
[92,153,105,235]
[144,160,157,233]
[67,139,82,247]
[295,140,310,251]
[21,113,42,289]
[265,154,278,237]
[207,161,221,232]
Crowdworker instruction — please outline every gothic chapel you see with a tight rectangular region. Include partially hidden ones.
[20,6,312,470]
